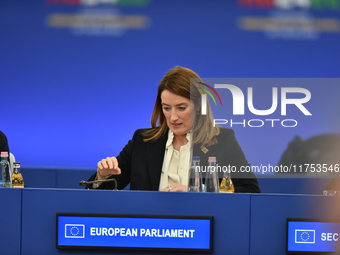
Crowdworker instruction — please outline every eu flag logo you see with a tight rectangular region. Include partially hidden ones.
[65,224,85,238]
[295,229,315,243]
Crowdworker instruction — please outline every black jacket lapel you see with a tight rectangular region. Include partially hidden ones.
[147,133,168,190]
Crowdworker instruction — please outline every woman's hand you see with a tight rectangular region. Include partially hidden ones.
[97,157,121,179]
[161,183,188,192]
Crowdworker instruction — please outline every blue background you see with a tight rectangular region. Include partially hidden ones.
[1,0,339,169]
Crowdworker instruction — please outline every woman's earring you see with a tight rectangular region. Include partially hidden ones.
[190,120,196,132]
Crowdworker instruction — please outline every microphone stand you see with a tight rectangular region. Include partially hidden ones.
[79,178,118,190]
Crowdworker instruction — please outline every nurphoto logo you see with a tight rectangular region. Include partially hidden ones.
[197,79,312,128]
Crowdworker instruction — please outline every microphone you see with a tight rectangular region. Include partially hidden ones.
[79,178,118,190]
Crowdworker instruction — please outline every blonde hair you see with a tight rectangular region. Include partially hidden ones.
[143,66,220,147]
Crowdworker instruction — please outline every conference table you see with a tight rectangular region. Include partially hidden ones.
[1,182,339,255]
[0,188,339,255]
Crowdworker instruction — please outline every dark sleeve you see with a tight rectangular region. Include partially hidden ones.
[86,130,138,190]
[221,129,261,193]
[233,178,261,193]
[0,131,9,153]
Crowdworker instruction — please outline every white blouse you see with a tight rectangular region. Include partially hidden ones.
[158,130,192,191]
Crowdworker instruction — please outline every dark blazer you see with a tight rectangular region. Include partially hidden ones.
[88,127,260,193]
[0,131,9,154]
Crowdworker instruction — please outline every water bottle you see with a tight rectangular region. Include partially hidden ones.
[1,151,12,188]
[204,157,220,192]
[188,156,203,192]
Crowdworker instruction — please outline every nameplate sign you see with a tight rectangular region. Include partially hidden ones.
[287,218,340,254]
[57,213,213,252]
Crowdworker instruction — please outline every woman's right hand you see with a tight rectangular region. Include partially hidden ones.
[97,157,121,179]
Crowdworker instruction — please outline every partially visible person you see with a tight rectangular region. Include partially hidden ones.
[278,134,340,174]
[87,66,260,193]
[0,131,10,153]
